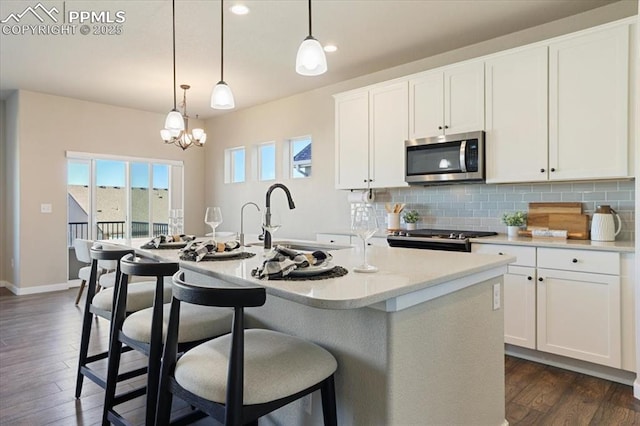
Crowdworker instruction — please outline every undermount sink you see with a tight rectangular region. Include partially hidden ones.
[249,240,351,251]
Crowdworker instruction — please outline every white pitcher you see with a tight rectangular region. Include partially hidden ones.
[590,205,621,242]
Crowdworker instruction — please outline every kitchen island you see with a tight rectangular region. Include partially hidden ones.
[122,238,514,425]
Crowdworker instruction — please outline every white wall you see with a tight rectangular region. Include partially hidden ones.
[204,1,637,240]
[4,90,206,291]
[0,99,6,284]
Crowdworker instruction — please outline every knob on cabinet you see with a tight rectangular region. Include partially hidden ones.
[527,276,533,281]
[540,168,545,173]
[572,258,578,263]
[538,277,544,282]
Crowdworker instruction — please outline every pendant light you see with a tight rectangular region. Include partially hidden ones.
[211,0,235,109]
[163,0,185,132]
[295,0,327,76]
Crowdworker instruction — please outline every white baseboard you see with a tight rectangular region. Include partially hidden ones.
[0,280,8,288]
[1,279,82,296]
[506,344,636,386]
[634,379,640,400]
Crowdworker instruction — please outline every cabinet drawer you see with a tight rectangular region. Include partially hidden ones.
[367,236,389,247]
[472,244,536,267]
[316,234,352,246]
[537,248,619,275]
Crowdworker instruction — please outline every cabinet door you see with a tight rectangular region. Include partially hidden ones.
[409,71,443,139]
[485,47,548,183]
[335,91,369,189]
[549,25,629,180]
[370,81,409,189]
[537,268,621,368]
[367,236,389,247]
[316,233,352,246]
[504,266,536,349]
[444,61,485,135]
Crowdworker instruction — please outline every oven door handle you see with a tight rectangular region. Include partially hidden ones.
[459,140,467,173]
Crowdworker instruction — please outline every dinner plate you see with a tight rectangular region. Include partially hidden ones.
[289,262,336,277]
[202,249,244,259]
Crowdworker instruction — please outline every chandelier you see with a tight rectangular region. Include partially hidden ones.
[161,84,206,150]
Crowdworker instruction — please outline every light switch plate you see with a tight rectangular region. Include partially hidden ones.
[41,203,52,213]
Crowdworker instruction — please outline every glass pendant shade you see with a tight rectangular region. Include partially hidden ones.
[211,81,235,109]
[160,129,171,141]
[296,36,327,76]
[165,110,185,131]
[192,128,205,141]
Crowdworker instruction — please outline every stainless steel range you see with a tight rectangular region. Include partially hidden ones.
[386,229,497,252]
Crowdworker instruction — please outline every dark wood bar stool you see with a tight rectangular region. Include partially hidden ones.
[155,272,338,426]
[75,245,168,398]
[103,255,233,426]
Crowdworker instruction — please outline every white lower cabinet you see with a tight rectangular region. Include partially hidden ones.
[537,267,620,368]
[316,233,352,246]
[503,266,536,349]
[316,233,388,248]
[472,244,537,349]
[472,243,629,370]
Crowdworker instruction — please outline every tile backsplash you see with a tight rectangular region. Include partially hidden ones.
[370,179,635,241]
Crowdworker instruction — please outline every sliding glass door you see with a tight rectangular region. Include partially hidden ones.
[66,153,183,246]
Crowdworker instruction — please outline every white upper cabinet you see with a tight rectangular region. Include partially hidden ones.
[485,46,549,183]
[486,23,632,183]
[334,81,409,190]
[409,61,485,139]
[335,91,369,189]
[548,25,630,180]
[369,81,409,189]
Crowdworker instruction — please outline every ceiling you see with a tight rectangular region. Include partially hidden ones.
[0,0,625,119]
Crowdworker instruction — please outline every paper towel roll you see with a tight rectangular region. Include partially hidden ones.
[347,190,375,203]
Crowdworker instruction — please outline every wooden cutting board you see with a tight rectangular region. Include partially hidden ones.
[528,202,582,214]
[527,213,590,239]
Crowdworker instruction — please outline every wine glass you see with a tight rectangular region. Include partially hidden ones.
[263,209,282,234]
[204,207,223,238]
[262,209,282,248]
[351,204,379,273]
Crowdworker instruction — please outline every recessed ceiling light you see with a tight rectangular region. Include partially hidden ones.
[324,44,338,53]
[230,4,250,15]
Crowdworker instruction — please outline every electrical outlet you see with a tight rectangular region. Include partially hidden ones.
[302,394,312,415]
[40,203,52,213]
[492,283,501,310]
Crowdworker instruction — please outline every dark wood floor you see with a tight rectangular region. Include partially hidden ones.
[1,287,639,425]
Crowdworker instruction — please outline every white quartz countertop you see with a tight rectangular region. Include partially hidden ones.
[472,234,634,253]
[119,238,514,310]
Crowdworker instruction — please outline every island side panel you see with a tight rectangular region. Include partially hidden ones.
[387,277,506,425]
[183,268,392,425]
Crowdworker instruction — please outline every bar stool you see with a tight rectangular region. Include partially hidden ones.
[155,272,338,426]
[73,238,105,305]
[103,254,233,426]
[75,245,171,398]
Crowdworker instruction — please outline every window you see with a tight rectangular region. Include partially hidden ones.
[225,147,246,183]
[290,136,312,178]
[258,142,276,181]
[66,152,183,245]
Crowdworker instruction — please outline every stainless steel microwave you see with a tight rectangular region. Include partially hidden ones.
[405,131,485,185]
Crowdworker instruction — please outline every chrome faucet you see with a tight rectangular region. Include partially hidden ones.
[264,183,296,250]
[240,202,260,247]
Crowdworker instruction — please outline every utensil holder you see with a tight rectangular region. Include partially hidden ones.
[387,213,400,231]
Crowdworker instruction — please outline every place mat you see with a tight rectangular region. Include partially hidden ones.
[183,252,256,262]
[267,266,348,281]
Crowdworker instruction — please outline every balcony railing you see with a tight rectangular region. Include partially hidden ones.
[68,221,169,246]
